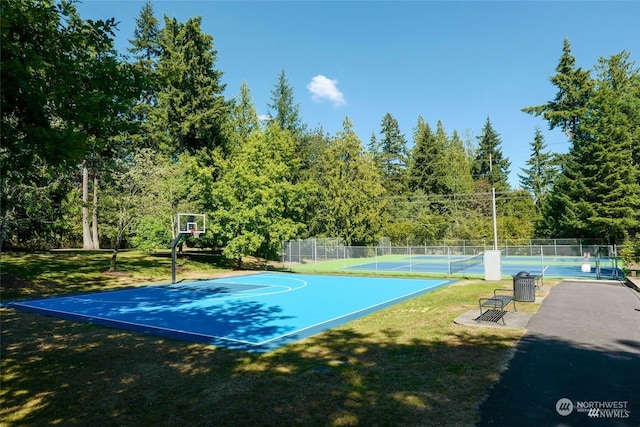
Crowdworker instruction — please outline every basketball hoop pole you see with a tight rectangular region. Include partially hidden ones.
[171,234,184,284]
[171,230,203,283]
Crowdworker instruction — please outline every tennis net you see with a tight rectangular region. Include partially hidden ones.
[448,253,484,274]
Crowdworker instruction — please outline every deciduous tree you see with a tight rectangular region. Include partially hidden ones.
[205,125,307,266]
[1,0,140,250]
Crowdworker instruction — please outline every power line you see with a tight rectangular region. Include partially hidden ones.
[379,189,534,202]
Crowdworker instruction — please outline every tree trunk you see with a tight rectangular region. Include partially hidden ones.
[82,162,94,249]
[110,247,118,272]
[110,231,123,272]
[0,176,8,252]
[0,208,11,253]
[92,172,100,249]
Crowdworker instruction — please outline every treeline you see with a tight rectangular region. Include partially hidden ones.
[2,1,639,266]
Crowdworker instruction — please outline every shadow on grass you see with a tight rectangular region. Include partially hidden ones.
[0,251,232,299]
[0,252,530,425]
[5,307,638,426]
[1,306,520,427]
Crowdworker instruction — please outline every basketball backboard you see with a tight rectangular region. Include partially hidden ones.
[177,213,206,235]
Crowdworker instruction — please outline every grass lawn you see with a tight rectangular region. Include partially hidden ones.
[1,250,550,426]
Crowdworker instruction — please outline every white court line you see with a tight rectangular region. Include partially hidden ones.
[63,275,309,304]
[9,301,260,346]
[389,264,413,271]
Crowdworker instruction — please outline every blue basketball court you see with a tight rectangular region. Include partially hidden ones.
[8,273,453,353]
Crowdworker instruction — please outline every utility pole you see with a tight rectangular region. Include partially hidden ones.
[490,153,498,251]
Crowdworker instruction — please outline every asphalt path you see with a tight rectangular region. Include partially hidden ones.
[478,280,640,427]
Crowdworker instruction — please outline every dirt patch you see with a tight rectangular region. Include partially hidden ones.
[101,271,131,277]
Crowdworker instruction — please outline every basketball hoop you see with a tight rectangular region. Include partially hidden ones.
[172,213,206,284]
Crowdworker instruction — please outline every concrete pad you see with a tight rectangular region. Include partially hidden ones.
[454,309,533,329]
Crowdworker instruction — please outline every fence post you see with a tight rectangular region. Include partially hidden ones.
[540,245,545,281]
[343,246,346,269]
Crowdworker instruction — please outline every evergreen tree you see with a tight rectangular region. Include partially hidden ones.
[313,117,387,245]
[376,113,409,194]
[522,37,593,140]
[228,81,260,152]
[267,69,304,135]
[542,52,640,241]
[127,0,161,150]
[445,130,475,196]
[426,120,452,194]
[408,116,435,192]
[156,16,229,156]
[368,132,381,169]
[518,128,558,214]
[292,128,329,239]
[128,0,160,68]
[443,129,476,235]
[473,117,511,190]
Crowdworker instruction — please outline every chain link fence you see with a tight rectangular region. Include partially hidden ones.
[281,238,622,279]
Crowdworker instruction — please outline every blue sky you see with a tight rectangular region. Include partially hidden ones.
[77,1,640,187]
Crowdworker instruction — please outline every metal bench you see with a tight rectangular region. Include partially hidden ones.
[478,289,517,325]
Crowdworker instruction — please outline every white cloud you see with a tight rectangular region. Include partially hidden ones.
[307,75,346,107]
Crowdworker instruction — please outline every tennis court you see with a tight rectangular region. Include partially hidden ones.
[341,254,623,280]
[8,273,452,353]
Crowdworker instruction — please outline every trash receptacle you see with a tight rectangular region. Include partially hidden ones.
[513,271,536,302]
